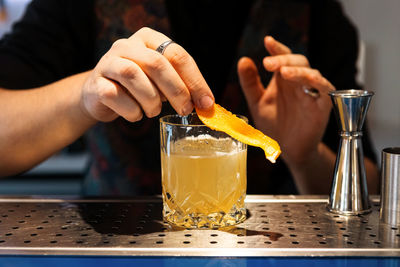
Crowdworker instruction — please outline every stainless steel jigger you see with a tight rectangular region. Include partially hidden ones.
[327,89,374,215]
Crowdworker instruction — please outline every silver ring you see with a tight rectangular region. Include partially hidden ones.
[303,86,320,98]
[156,40,175,55]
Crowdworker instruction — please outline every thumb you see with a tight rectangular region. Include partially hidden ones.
[237,57,264,106]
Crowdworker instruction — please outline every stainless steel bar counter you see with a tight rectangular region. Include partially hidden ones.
[0,195,399,266]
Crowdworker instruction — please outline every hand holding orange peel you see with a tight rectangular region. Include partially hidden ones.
[196,104,281,163]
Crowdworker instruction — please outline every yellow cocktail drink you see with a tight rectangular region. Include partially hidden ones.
[160,115,247,228]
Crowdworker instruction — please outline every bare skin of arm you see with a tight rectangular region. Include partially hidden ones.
[0,27,215,177]
[237,36,379,194]
[0,72,95,176]
[285,142,379,195]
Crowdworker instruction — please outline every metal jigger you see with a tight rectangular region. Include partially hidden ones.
[327,89,374,215]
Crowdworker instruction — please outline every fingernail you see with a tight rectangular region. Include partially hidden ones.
[182,101,194,115]
[199,95,214,109]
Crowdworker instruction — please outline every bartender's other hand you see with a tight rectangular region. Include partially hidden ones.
[81,27,214,122]
[237,36,335,165]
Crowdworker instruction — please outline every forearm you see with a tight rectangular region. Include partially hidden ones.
[0,71,96,176]
[285,142,335,194]
[285,142,379,195]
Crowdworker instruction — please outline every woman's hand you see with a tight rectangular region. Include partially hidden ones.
[81,27,214,122]
[237,36,335,167]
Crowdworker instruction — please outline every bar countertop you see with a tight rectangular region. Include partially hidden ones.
[0,195,399,258]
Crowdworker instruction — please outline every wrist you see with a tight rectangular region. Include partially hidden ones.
[78,72,99,125]
[285,142,336,194]
[283,142,325,173]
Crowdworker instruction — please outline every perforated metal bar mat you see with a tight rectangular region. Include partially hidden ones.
[0,195,399,257]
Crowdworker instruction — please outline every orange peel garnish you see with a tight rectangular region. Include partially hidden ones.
[196,104,281,163]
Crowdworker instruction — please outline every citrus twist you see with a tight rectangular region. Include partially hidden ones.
[196,104,281,163]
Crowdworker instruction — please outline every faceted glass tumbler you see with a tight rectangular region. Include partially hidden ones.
[160,113,247,228]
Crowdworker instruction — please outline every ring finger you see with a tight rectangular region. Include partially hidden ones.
[96,77,143,122]
[102,56,162,118]
[132,28,214,110]
[112,38,193,115]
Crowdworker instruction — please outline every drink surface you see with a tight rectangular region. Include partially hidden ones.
[161,135,247,228]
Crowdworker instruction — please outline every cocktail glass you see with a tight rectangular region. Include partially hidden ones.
[160,113,247,228]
